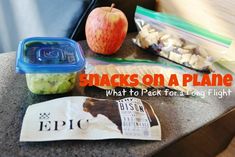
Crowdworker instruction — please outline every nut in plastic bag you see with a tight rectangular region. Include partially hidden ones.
[133,6,233,73]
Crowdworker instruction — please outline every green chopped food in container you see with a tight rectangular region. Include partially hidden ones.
[16,37,85,94]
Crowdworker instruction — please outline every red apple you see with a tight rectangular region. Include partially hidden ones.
[85,4,128,55]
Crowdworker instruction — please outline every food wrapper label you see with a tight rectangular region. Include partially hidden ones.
[20,97,161,141]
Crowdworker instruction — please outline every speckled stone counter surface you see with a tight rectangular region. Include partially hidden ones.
[0,34,235,157]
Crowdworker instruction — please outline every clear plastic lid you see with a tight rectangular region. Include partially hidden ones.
[16,37,85,73]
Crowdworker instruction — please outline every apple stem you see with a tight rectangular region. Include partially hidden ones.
[110,3,115,12]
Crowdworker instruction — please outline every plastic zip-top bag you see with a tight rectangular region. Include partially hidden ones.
[133,6,233,73]
[85,56,195,93]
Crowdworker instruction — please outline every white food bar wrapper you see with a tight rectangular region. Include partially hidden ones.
[20,97,161,141]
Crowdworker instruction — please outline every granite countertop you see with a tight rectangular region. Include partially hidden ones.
[0,34,235,157]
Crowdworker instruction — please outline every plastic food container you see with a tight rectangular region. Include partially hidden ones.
[16,37,85,94]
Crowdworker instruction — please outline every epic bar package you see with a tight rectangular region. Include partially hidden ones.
[20,97,161,141]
